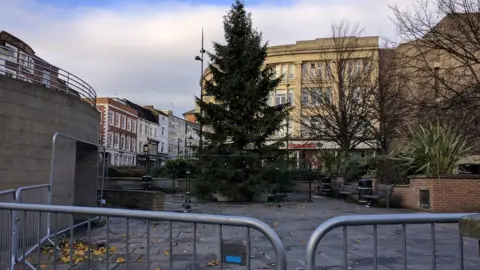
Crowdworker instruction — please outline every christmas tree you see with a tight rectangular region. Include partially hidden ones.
[195,0,289,201]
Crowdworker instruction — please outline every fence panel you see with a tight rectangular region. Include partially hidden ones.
[13,184,51,267]
[305,213,477,270]
[0,189,15,270]
[0,202,287,270]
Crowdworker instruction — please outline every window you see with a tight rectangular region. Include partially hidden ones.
[310,116,324,135]
[139,142,142,153]
[120,135,125,150]
[42,70,51,87]
[161,127,165,136]
[287,89,293,104]
[115,112,120,127]
[324,87,332,103]
[325,62,332,78]
[108,111,113,125]
[121,115,126,129]
[126,136,131,151]
[275,92,287,105]
[139,123,143,134]
[302,63,309,78]
[310,63,316,77]
[161,142,164,153]
[154,128,157,138]
[288,64,294,79]
[132,121,136,134]
[311,89,322,106]
[301,89,309,105]
[150,127,153,137]
[317,62,323,78]
[127,118,131,132]
[114,133,120,148]
[5,43,17,62]
[354,60,362,74]
[351,87,362,101]
[145,125,148,136]
[107,132,113,148]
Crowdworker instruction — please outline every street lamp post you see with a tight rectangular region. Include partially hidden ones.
[183,135,194,211]
[195,28,206,153]
[143,143,149,173]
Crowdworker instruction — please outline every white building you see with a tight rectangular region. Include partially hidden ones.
[123,99,162,166]
[163,111,199,158]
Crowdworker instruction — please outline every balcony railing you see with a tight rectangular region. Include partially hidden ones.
[0,45,96,107]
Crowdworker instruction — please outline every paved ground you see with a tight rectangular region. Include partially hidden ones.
[21,194,480,270]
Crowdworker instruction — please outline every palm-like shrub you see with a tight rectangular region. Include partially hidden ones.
[396,123,470,177]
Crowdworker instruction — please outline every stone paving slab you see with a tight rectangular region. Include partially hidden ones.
[22,194,480,269]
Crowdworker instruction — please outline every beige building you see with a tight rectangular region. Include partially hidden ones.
[195,36,379,163]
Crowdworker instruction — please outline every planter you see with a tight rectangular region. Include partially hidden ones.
[252,191,269,202]
[391,175,480,212]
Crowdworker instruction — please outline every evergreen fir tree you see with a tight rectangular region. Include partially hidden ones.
[195,0,289,200]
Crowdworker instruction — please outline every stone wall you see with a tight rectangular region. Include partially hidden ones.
[102,189,165,211]
[0,75,100,228]
[392,176,480,212]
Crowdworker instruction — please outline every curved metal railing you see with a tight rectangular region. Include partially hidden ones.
[0,45,96,107]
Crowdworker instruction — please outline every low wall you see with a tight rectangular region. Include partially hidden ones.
[102,189,165,211]
[100,177,176,190]
[392,176,480,212]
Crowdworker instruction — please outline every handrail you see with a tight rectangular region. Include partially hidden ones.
[0,45,96,107]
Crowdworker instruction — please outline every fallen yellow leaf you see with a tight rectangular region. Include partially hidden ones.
[109,246,118,252]
[116,257,125,263]
[164,250,170,256]
[40,265,47,269]
[156,268,161,270]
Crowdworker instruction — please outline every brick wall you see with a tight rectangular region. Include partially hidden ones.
[392,177,480,212]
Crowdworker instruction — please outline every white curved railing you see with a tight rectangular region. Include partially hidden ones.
[0,45,96,107]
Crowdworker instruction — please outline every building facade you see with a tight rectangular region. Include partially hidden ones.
[144,105,170,158]
[96,97,138,166]
[195,36,378,164]
[162,111,199,158]
[122,100,163,166]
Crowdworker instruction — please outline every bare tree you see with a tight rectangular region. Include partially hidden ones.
[391,0,480,150]
[365,47,413,153]
[295,22,379,152]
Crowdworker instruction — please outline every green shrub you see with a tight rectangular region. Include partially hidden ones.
[108,166,146,177]
[395,123,470,177]
[375,155,410,185]
[341,155,368,183]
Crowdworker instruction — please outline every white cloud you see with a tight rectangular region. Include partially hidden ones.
[0,0,416,115]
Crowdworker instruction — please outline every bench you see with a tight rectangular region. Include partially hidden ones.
[338,183,358,201]
[363,184,395,208]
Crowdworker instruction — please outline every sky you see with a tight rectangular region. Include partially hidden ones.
[0,0,417,116]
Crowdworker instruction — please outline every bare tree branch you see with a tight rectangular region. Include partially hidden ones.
[391,0,480,150]
[293,22,381,152]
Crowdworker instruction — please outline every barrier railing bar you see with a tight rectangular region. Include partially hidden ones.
[0,202,287,270]
[305,213,472,270]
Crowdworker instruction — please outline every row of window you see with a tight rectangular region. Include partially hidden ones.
[108,110,137,132]
[110,153,136,166]
[270,87,365,107]
[274,59,371,81]
[107,132,136,152]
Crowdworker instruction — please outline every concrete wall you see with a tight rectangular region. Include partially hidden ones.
[0,75,100,215]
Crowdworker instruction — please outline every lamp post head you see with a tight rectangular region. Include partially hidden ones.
[195,56,202,61]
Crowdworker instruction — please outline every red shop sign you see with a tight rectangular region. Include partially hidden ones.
[288,143,318,149]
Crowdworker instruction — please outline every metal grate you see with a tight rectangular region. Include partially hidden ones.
[419,188,430,209]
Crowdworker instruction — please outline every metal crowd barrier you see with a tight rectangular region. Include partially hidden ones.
[0,202,287,270]
[0,189,15,270]
[305,213,473,270]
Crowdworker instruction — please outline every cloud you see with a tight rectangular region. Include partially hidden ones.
[0,0,416,115]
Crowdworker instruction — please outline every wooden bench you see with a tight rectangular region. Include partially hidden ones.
[363,184,395,208]
[338,183,358,201]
